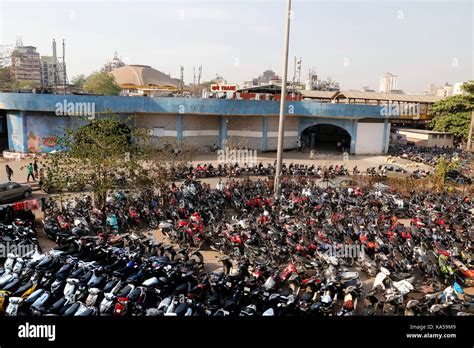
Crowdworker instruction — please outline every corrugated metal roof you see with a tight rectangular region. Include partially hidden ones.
[335,90,441,103]
[300,90,339,99]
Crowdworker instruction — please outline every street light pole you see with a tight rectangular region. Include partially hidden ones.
[274,0,292,199]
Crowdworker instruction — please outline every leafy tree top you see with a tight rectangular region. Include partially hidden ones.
[83,71,121,96]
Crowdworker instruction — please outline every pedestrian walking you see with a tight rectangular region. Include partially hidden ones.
[5,165,13,181]
[38,168,44,187]
[26,163,35,182]
[33,159,39,179]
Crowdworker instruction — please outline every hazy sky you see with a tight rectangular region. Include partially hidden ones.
[1,0,472,93]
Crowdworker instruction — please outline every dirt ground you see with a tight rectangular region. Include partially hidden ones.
[0,150,432,184]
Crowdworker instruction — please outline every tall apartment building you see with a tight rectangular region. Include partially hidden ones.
[102,52,125,73]
[10,46,41,84]
[379,72,398,93]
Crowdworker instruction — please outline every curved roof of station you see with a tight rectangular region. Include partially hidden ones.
[110,65,178,88]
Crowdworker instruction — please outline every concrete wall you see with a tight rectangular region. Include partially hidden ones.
[135,113,177,133]
[355,122,386,154]
[397,129,454,148]
[182,114,219,148]
[427,135,453,147]
[226,116,263,150]
[266,116,298,150]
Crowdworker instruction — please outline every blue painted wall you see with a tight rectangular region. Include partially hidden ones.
[0,93,387,119]
[0,93,394,154]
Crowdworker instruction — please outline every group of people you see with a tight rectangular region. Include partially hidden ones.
[4,159,40,183]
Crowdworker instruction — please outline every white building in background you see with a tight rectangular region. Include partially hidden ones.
[40,56,66,87]
[452,82,465,95]
[425,82,463,97]
[102,52,125,73]
[425,83,438,96]
[436,83,453,97]
[379,72,398,93]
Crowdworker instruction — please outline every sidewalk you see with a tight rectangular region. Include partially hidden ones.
[0,156,39,184]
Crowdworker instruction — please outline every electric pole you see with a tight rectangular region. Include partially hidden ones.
[274,0,292,198]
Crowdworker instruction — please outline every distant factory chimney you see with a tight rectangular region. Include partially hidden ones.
[52,39,57,88]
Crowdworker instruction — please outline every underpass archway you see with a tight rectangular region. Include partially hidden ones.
[301,123,351,153]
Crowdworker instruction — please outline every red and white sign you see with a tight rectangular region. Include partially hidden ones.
[210,84,237,92]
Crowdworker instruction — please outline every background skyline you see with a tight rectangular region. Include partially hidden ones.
[1,0,472,93]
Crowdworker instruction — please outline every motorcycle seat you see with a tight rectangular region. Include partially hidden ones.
[13,282,33,296]
[174,302,188,316]
[3,279,20,291]
[76,308,94,316]
[116,285,132,297]
[63,302,80,316]
[127,288,142,302]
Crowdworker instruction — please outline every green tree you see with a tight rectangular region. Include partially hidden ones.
[83,71,121,96]
[17,80,38,89]
[0,67,15,90]
[431,155,460,191]
[42,116,196,208]
[429,81,474,141]
[71,74,87,88]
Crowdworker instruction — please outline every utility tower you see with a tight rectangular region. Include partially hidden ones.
[179,65,184,92]
[197,65,202,86]
[51,39,68,93]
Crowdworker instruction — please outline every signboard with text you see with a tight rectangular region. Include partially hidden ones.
[210,84,237,92]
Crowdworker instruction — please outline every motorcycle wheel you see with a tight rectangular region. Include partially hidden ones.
[189,252,204,265]
[149,219,158,229]
[175,253,188,262]
[163,250,175,261]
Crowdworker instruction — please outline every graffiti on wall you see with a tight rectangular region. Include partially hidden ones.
[6,113,69,153]
[25,115,67,153]
[27,133,59,153]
